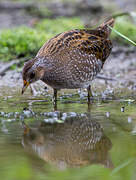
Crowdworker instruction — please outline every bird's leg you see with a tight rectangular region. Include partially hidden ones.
[87,85,93,103]
[53,89,57,111]
[53,89,57,102]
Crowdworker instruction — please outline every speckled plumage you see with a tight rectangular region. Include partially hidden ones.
[22,116,112,168]
[22,18,114,103]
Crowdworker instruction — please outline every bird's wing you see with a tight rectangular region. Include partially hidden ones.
[36,29,112,64]
[36,29,112,61]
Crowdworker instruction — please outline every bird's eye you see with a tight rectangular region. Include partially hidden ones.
[30,72,35,79]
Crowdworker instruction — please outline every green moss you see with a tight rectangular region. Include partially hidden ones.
[0,17,83,62]
[0,27,47,61]
[111,17,136,44]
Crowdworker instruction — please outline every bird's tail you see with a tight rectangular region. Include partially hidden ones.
[98,18,115,38]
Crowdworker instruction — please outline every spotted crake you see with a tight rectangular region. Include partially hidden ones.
[22,18,114,105]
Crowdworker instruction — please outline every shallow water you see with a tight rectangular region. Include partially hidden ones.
[0,89,136,180]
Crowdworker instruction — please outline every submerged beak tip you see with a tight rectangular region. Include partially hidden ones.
[21,80,29,95]
[21,89,24,94]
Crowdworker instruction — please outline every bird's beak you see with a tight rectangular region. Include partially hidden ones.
[22,80,29,94]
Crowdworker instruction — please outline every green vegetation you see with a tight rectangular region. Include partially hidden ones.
[0,27,46,61]
[111,16,136,44]
[0,17,83,61]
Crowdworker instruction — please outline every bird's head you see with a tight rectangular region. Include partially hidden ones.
[22,58,45,94]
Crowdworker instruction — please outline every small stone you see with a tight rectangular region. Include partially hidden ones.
[23,110,31,118]
[81,113,86,117]
[43,112,48,116]
[0,112,5,116]
[48,112,58,117]
[69,112,77,117]
[128,117,132,123]
[7,96,12,98]
[106,112,110,118]
[44,118,56,123]
[121,107,125,112]
[61,113,67,121]
[7,119,16,122]
[44,112,59,118]
[43,118,49,123]
[53,117,58,121]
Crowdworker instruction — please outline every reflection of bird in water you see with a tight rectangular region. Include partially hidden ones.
[22,115,113,169]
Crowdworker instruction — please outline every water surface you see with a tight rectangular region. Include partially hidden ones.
[0,90,136,180]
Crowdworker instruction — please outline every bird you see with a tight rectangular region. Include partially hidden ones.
[22,115,113,169]
[22,18,114,107]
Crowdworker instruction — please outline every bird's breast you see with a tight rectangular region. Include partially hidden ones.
[41,57,102,89]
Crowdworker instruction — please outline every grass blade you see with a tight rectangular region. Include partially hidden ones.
[111,158,134,175]
[108,25,136,46]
